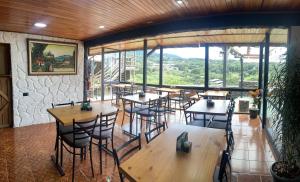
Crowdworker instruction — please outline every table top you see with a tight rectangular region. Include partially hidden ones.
[199,90,229,97]
[155,87,182,93]
[186,99,230,115]
[47,102,118,126]
[122,93,167,104]
[120,124,226,182]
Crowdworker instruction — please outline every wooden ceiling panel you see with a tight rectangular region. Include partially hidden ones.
[0,0,298,40]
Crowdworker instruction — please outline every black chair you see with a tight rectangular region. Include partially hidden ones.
[213,150,231,182]
[113,134,141,182]
[183,101,206,127]
[52,101,74,151]
[212,99,235,122]
[92,109,119,174]
[207,100,235,131]
[60,115,98,182]
[74,99,91,104]
[169,89,189,110]
[136,99,157,132]
[149,97,169,128]
[121,98,143,126]
[144,122,166,143]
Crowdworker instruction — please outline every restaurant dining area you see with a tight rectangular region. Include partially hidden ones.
[1,1,300,182]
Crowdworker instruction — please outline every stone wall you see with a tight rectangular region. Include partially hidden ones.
[0,31,84,127]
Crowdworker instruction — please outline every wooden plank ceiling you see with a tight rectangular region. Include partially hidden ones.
[0,0,299,40]
[88,28,288,55]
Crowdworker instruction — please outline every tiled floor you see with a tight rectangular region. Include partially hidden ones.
[0,102,274,182]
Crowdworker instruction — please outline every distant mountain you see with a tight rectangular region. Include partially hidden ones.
[55,55,72,62]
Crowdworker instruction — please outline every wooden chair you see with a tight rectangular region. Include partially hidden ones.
[113,134,141,182]
[144,122,166,143]
[136,99,157,132]
[60,115,99,182]
[91,109,119,174]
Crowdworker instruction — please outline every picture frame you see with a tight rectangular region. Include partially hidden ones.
[27,39,78,75]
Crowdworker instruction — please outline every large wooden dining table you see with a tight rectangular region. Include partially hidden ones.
[120,124,226,182]
[47,102,118,175]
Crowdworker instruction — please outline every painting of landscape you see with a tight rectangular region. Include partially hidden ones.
[27,39,77,75]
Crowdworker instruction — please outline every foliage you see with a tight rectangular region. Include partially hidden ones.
[268,47,300,178]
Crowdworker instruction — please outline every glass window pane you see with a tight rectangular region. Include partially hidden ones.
[209,46,224,87]
[87,54,102,100]
[227,46,259,89]
[147,49,160,85]
[163,47,205,86]
[125,50,143,83]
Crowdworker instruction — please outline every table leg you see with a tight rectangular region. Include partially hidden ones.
[204,114,206,127]
[129,102,133,134]
[51,122,65,176]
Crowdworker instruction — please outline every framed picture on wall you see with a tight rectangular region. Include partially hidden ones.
[27,39,78,75]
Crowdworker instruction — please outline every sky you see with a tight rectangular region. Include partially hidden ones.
[44,44,75,57]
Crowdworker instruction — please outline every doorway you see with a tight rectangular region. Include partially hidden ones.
[0,43,13,128]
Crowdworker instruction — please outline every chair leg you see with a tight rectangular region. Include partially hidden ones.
[164,113,168,128]
[89,144,94,177]
[99,140,103,174]
[121,111,125,126]
[60,139,63,167]
[72,148,75,182]
[80,148,83,161]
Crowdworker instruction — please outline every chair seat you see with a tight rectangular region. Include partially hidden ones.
[92,127,112,139]
[61,133,91,148]
[58,123,73,134]
[208,122,227,129]
[213,115,228,122]
[213,166,220,182]
[149,107,169,113]
[136,109,155,117]
[124,106,143,113]
[187,119,205,127]
[194,114,213,120]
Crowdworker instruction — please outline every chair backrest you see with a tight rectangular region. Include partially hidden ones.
[218,150,231,182]
[113,134,141,182]
[226,130,235,155]
[183,100,193,124]
[52,101,74,108]
[145,122,165,143]
[73,115,99,143]
[75,99,91,104]
[98,109,119,136]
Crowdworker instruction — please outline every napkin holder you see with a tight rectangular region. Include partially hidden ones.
[139,91,145,98]
[176,132,192,153]
[207,99,214,107]
[81,101,92,111]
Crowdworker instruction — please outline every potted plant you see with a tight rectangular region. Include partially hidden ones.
[248,89,261,119]
[268,48,300,182]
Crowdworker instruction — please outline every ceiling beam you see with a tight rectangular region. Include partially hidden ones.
[84,12,300,47]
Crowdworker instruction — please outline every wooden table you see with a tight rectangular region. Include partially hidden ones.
[47,102,118,126]
[122,93,167,135]
[186,99,230,126]
[120,124,226,182]
[155,87,182,110]
[47,102,118,175]
[199,90,229,98]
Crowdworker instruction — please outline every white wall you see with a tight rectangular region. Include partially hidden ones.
[0,31,84,127]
